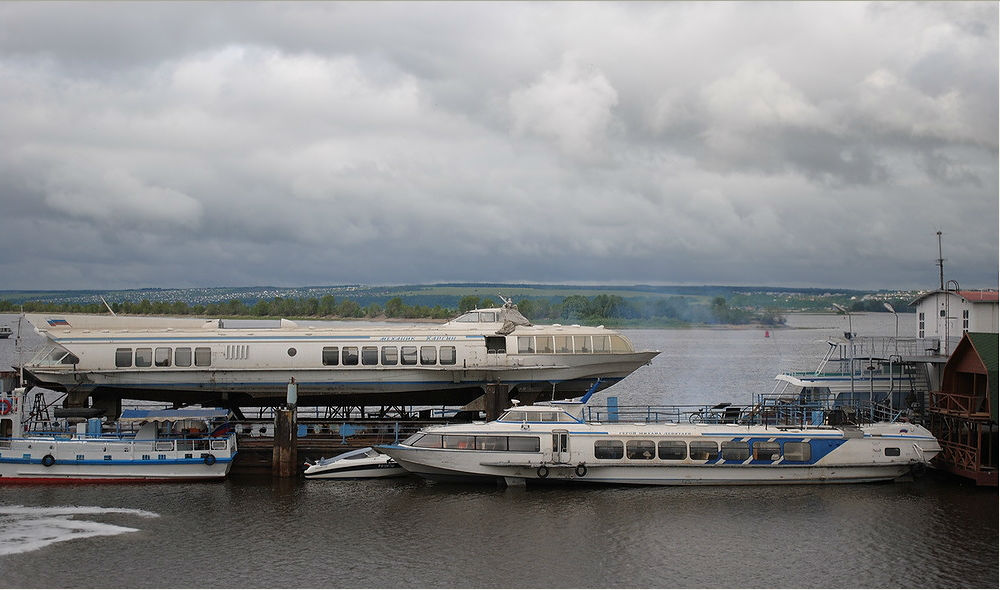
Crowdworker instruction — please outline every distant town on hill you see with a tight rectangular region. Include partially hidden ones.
[0,283,923,327]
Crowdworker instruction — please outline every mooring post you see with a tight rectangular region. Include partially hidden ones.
[484,383,509,420]
[272,378,298,477]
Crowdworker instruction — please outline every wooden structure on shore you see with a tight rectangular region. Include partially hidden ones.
[232,417,435,475]
[926,332,998,486]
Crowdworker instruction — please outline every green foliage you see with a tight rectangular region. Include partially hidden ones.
[458,295,481,314]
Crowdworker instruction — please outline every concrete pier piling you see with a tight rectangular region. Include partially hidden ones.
[272,378,298,477]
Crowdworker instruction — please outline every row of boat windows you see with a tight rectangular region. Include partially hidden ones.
[112,345,461,368]
[404,433,541,452]
[594,440,813,461]
[321,346,457,366]
[405,435,905,462]
[594,440,900,461]
[116,347,211,368]
[516,335,631,354]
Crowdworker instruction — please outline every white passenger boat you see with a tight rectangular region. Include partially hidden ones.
[772,337,934,410]
[377,396,941,486]
[20,301,659,409]
[0,388,237,483]
[304,447,407,479]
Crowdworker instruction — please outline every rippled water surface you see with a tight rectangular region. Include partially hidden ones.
[1,313,997,588]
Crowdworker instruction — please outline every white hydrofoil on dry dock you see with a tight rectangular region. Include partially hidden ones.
[20,300,658,408]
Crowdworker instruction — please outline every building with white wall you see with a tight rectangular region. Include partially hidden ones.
[910,290,999,355]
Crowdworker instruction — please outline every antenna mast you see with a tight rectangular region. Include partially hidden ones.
[936,231,945,290]
[101,296,117,316]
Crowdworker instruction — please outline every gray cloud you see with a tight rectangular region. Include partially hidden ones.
[0,1,996,291]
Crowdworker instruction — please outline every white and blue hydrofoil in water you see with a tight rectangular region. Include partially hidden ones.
[377,393,941,486]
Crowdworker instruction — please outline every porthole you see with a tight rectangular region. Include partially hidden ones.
[287,347,297,357]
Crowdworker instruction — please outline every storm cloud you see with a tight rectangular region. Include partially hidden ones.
[0,1,996,290]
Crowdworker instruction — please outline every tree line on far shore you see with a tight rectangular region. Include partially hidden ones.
[0,293,787,327]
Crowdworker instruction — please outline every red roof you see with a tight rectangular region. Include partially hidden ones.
[957,290,999,302]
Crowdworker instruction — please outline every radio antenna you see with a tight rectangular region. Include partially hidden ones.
[100,296,117,316]
[936,231,946,291]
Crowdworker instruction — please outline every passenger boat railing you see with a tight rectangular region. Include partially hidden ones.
[584,396,910,428]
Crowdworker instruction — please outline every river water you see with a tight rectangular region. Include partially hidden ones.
[0,313,997,588]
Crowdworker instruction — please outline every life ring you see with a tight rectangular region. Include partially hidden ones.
[575,464,588,477]
[41,454,56,467]
[0,399,12,415]
[536,465,549,479]
[202,454,217,466]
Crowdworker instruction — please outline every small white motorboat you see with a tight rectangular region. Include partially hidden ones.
[303,447,408,479]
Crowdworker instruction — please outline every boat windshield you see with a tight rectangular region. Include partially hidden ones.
[498,409,579,423]
[453,311,499,323]
[29,344,80,366]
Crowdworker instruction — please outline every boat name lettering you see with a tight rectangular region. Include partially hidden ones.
[426,336,457,341]
[378,337,416,342]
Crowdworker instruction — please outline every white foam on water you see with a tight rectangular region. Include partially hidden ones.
[0,505,159,556]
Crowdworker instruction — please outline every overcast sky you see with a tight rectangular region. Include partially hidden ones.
[0,1,996,292]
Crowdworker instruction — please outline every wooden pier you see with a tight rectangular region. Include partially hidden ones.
[229,418,439,475]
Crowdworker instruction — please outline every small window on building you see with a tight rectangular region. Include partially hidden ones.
[175,347,192,367]
[401,346,417,365]
[508,436,540,452]
[439,346,456,365]
[115,348,133,368]
[783,441,811,462]
[194,347,211,366]
[626,440,656,460]
[342,346,359,366]
[381,346,398,365]
[658,440,687,460]
[884,447,901,457]
[135,348,152,368]
[721,441,750,461]
[154,347,171,367]
[361,346,379,365]
[517,336,535,354]
[420,346,437,365]
[753,441,780,461]
[322,347,339,366]
[594,439,624,459]
[689,441,719,461]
